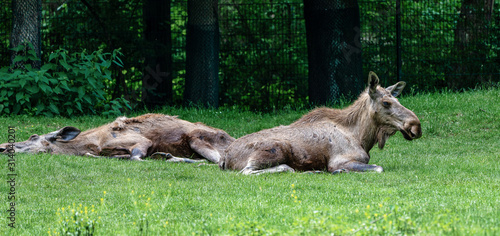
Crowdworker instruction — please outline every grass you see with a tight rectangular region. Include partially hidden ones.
[1,87,499,235]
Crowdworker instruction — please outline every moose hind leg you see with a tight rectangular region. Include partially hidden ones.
[238,142,293,175]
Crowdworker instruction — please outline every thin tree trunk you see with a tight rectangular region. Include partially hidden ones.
[304,0,363,105]
[10,0,42,69]
[143,0,173,107]
[184,0,220,108]
[449,0,494,89]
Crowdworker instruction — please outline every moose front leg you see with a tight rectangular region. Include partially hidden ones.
[344,161,383,173]
[189,138,221,163]
[150,152,205,163]
[329,161,383,174]
[85,153,131,160]
[128,139,153,161]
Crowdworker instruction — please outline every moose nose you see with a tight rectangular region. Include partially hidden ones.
[406,120,422,139]
[0,145,8,153]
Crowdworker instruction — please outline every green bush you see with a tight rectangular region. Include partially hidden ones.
[0,43,131,117]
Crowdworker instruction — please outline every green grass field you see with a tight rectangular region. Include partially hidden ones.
[1,88,499,235]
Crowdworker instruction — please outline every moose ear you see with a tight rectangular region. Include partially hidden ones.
[48,126,81,142]
[368,71,380,94]
[386,81,406,97]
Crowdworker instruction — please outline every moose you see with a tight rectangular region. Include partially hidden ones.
[0,113,235,162]
[220,72,422,175]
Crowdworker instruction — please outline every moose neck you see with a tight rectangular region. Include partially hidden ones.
[329,92,379,153]
[54,127,104,156]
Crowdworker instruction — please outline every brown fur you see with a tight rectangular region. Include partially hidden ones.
[221,72,422,175]
[0,114,235,162]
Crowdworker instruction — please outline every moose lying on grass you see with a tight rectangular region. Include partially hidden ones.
[0,114,235,162]
[220,72,422,175]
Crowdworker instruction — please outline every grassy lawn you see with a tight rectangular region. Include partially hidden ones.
[1,88,499,235]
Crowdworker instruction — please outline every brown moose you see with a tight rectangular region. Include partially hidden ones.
[220,72,422,175]
[0,114,235,162]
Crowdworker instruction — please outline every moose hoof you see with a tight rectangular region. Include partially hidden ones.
[277,165,295,173]
[150,152,173,160]
[304,170,323,174]
[373,166,384,173]
[129,156,143,161]
[331,169,348,174]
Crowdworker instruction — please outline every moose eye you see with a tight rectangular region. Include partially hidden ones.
[382,101,391,107]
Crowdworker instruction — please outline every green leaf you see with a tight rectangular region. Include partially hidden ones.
[57,72,68,80]
[24,64,33,71]
[28,48,38,59]
[12,103,21,115]
[41,63,54,71]
[0,104,4,113]
[43,111,54,118]
[93,70,102,79]
[60,80,70,91]
[47,78,59,85]
[19,78,27,88]
[39,83,53,93]
[49,52,57,62]
[60,60,71,71]
[13,55,26,63]
[16,92,24,102]
[104,70,112,80]
[113,58,124,67]
[48,104,60,115]
[96,64,102,73]
[36,102,45,113]
[26,85,40,94]
[83,95,92,104]
[11,70,22,77]
[10,44,25,52]
[77,87,85,99]
[53,86,63,94]
[87,78,97,89]
[76,101,83,112]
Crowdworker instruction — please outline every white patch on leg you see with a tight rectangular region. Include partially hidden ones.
[240,164,295,175]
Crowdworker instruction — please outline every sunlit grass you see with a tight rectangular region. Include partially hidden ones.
[0,87,499,235]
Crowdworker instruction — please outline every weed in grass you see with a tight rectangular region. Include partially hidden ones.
[54,204,99,236]
[290,184,301,204]
[127,181,174,235]
[351,203,418,235]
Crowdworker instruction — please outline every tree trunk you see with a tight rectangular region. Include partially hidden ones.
[184,0,220,108]
[10,0,42,69]
[143,0,173,107]
[304,0,363,105]
[449,0,494,89]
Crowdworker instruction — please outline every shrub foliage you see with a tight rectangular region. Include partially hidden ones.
[0,43,130,117]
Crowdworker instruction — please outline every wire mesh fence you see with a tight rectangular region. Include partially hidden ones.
[1,0,499,111]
